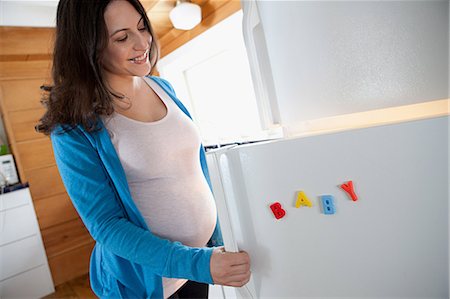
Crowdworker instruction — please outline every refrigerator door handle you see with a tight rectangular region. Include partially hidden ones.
[241,0,281,131]
[215,153,256,298]
[208,152,240,253]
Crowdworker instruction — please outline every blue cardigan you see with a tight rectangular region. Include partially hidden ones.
[51,76,223,299]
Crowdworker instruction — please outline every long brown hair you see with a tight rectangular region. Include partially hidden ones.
[36,0,159,135]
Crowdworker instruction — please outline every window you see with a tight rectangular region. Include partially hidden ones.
[157,10,282,147]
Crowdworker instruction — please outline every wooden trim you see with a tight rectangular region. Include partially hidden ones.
[160,0,241,58]
[286,99,450,138]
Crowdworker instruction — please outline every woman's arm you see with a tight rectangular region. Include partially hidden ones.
[51,126,214,283]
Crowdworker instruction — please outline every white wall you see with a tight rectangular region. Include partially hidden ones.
[0,1,58,27]
[250,1,449,127]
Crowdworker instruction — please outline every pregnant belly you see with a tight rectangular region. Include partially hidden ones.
[129,179,217,247]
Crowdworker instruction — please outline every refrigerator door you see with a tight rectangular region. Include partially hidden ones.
[207,117,448,298]
[206,145,257,298]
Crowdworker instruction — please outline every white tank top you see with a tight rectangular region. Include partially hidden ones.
[102,77,217,298]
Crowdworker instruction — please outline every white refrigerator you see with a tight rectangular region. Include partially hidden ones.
[205,1,449,298]
[206,116,448,298]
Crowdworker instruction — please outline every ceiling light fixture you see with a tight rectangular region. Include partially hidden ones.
[169,0,202,30]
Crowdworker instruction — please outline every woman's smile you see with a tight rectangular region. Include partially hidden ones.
[129,49,149,64]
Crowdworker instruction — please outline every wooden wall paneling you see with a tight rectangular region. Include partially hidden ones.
[42,217,95,286]
[0,79,46,111]
[0,27,93,288]
[0,60,52,80]
[47,241,96,286]
[0,27,54,57]
[16,138,55,171]
[8,108,46,142]
[0,78,49,182]
[34,192,79,230]
[0,53,53,62]
[41,217,93,259]
[0,85,27,182]
[26,165,66,200]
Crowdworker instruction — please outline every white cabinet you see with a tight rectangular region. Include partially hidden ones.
[0,188,55,298]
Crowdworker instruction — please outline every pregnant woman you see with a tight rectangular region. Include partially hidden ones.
[36,0,251,298]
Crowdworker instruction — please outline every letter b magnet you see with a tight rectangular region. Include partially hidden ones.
[270,202,286,220]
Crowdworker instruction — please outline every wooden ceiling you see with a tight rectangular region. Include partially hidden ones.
[0,0,240,62]
[141,0,240,57]
[141,0,209,39]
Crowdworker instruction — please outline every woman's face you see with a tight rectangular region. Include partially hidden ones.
[101,0,152,79]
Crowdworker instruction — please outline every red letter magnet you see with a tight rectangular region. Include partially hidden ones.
[340,180,358,201]
[270,202,286,220]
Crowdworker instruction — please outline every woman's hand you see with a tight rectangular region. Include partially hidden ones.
[210,247,251,287]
